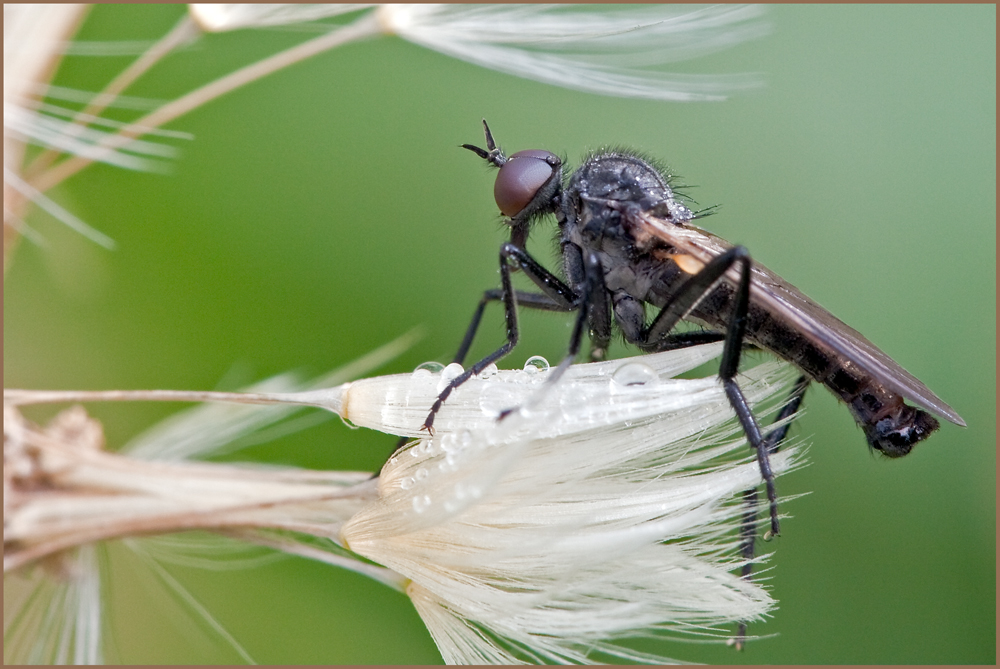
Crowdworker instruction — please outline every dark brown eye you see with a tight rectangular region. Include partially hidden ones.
[494,150,559,217]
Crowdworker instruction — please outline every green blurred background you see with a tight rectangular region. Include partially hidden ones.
[4,4,994,664]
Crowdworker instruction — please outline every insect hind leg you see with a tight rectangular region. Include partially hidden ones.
[733,374,809,650]
[628,246,786,538]
[710,247,790,543]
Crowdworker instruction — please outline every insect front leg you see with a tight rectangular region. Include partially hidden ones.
[494,249,611,422]
[451,289,572,367]
[420,242,578,435]
[388,286,570,458]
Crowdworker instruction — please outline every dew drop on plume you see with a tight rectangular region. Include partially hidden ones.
[412,361,445,378]
[523,355,550,375]
[611,361,660,391]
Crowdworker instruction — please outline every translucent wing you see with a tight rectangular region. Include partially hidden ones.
[637,212,965,426]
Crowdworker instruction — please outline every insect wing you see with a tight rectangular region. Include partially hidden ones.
[637,212,965,426]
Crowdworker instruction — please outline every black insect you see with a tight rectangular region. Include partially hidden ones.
[414,119,965,645]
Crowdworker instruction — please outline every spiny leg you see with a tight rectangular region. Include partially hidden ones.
[733,374,809,650]
[631,246,784,535]
[388,288,570,457]
[420,242,578,436]
[496,250,610,420]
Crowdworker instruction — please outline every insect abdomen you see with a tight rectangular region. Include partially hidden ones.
[847,391,940,457]
[688,282,941,456]
[752,309,940,456]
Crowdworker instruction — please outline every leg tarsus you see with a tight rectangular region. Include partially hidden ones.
[725,378,780,537]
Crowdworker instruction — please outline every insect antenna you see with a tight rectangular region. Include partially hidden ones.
[461,118,507,168]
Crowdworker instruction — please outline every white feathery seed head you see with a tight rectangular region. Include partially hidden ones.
[5,341,804,663]
[338,343,803,663]
[376,4,768,102]
[190,4,770,102]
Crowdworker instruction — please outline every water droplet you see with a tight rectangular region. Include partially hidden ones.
[441,362,464,381]
[611,362,660,391]
[517,403,539,419]
[441,430,472,453]
[412,361,444,378]
[400,476,414,490]
[415,467,428,481]
[437,362,465,392]
[438,432,456,451]
[412,494,431,513]
[523,355,550,375]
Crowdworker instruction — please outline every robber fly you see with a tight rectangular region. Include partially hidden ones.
[425,117,963,445]
[415,121,964,603]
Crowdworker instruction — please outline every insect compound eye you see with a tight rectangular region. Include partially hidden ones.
[493,149,560,218]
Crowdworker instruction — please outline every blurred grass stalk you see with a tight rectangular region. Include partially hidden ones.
[4,4,783,663]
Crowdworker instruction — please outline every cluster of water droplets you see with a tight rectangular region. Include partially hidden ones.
[410,360,501,385]
[392,355,685,516]
[410,360,460,393]
[479,356,549,418]
[409,356,554,420]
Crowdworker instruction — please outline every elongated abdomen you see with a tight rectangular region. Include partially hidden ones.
[683,279,941,456]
